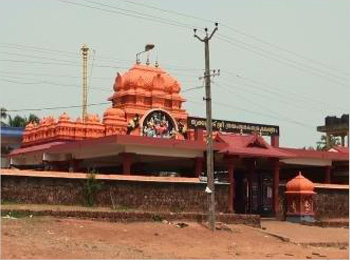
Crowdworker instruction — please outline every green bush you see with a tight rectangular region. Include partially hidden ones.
[83,170,103,207]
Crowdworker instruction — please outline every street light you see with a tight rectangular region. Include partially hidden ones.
[136,44,155,64]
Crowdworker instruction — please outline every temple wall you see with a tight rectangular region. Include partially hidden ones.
[1,175,229,213]
[278,185,349,220]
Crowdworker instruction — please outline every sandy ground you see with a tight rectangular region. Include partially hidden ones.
[1,216,349,259]
[261,220,349,244]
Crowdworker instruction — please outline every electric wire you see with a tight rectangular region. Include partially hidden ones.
[218,73,347,113]
[117,0,349,77]
[220,70,348,111]
[213,82,317,128]
[216,35,348,89]
[216,33,349,83]
[58,0,194,29]
[5,102,110,113]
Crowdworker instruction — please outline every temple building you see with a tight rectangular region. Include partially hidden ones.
[7,61,349,217]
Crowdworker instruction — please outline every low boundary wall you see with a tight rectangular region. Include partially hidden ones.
[1,170,229,213]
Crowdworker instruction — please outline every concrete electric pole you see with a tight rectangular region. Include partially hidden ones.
[194,23,219,231]
[81,44,89,121]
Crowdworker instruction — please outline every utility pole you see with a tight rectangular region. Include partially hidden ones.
[81,44,89,121]
[194,23,219,231]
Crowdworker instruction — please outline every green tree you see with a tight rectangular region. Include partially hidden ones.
[8,115,27,127]
[316,134,340,150]
[27,113,40,124]
[1,107,7,120]
[1,107,40,127]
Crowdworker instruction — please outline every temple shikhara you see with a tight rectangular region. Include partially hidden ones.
[7,59,349,217]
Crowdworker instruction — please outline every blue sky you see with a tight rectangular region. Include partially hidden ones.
[0,0,349,148]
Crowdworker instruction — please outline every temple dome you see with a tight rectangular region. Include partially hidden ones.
[103,107,125,119]
[286,172,315,194]
[114,64,181,94]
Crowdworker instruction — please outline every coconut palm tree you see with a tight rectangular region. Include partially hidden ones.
[1,107,40,127]
[1,107,7,120]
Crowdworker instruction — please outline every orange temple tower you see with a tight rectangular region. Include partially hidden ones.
[21,62,189,146]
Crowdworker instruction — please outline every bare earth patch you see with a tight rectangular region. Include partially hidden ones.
[1,216,349,259]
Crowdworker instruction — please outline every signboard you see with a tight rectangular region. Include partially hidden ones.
[187,117,279,136]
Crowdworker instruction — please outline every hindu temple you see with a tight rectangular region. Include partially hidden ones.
[7,59,349,217]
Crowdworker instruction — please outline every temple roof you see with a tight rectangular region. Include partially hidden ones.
[215,133,290,158]
[279,147,349,161]
[109,63,185,101]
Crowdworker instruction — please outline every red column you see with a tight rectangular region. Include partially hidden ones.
[248,163,254,214]
[195,129,204,141]
[271,134,279,147]
[194,157,204,177]
[121,153,133,175]
[325,165,331,184]
[272,159,280,217]
[227,160,235,213]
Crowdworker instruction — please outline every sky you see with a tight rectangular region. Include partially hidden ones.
[0,0,349,148]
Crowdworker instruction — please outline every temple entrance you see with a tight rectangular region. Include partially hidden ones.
[258,173,274,217]
[234,171,273,217]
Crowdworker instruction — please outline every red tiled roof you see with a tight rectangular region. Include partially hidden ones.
[279,147,349,161]
[9,141,66,156]
[215,133,290,158]
[9,135,208,157]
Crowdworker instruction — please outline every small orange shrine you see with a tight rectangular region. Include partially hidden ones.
[285,172,316,222]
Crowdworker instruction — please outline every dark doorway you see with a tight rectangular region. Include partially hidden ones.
[234,171,273,217]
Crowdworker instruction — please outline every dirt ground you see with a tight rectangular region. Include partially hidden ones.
[1,216,349,259]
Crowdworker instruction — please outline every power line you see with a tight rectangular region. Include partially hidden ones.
[216,35,348,89]
[5,102,110,113]
[117,0,348,77]
[213,82,317,128]
[220,24,349,77]
[0,42,204,72]
[117,0,213,24]
[0,70,111,80]
[1,74,203,94]
[218,72,348,112]
[0,77,111,92]
[186,99,316,132]
[58,0,193,29]
[217,33,349,83]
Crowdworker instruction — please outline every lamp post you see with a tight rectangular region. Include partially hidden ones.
[136,44,155,64]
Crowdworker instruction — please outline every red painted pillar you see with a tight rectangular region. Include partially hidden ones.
[248,163,254,214]
[195,129,204,141]
[271,134,279,148]
[272,159,280,217]
[121,153,133,175]
[227,160,235,213]
[325,165,331,184]
[194,157,204,177]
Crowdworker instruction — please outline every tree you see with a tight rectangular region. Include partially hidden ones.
[8,115,27,127]
[316,134,340,150]
[1,107,40,127]
[1,107,7,120]
[27,113,40,124]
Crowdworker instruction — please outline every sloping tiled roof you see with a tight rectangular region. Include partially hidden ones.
[9,141,66,156]
[279,147,349,161]
[215,133,290,158]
